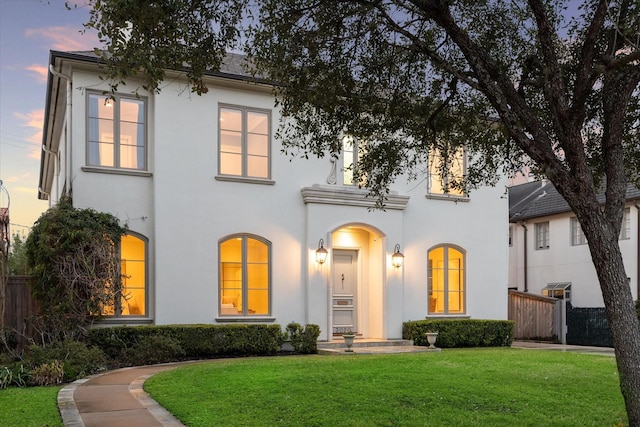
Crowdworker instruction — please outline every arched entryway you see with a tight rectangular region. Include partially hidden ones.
[330,224,385,339]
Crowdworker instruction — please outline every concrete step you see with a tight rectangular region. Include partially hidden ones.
[317,339,414,350]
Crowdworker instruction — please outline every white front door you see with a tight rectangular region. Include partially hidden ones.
[332,250,357,335]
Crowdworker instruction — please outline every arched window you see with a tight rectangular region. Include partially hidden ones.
[219,234,271,316]
[428,245,465,314]
[103,233,147,317]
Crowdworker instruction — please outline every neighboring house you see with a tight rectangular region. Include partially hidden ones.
[38,50,508,341]
[508,180,640,307]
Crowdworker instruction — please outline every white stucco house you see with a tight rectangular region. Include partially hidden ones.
[38,50,508,341]
[508,180,640,307]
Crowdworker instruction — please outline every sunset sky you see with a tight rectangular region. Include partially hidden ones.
[0,0,100,239]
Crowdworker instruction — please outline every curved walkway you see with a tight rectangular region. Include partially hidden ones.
[58,362,197,427]
[58,342,615,426]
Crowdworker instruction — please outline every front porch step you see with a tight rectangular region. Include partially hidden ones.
[317,339,415,350]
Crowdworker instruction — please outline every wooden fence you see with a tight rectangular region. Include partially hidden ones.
[508,290,560,341]
[3,275,38,335]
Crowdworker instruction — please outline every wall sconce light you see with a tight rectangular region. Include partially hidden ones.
[392,244,404,268]
[316,239,328,264]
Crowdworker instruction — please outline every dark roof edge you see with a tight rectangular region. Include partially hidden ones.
[47,50,274,86]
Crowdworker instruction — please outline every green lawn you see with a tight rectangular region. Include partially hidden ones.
[145,348,627,427]
[0,385,63,427]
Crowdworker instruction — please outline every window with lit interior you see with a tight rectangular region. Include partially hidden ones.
[428,147,465,196]
[428,245,465,314]
[341,135,366,187]
[219,234,270,316]
[103,233,147,317]
[219,105,270,179]
[87,93,146,170]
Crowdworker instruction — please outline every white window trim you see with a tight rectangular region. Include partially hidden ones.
[620,207,631,240]
[570,217,587,246]
[535,221,550,250]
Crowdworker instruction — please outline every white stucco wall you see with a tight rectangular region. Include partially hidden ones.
[54,62,510,338]
[509,207,639,307]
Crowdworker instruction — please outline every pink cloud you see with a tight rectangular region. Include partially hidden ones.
[3,173,32,184]
[25,64,49,83]
[15,109,44,159]
[25,25,99,52]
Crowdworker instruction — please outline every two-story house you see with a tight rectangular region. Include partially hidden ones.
[509,180,640,307]
[38,50,508,341]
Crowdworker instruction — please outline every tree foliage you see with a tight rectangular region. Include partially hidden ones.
[24,198,126,344]
[81,0,640,422]
[8,235,30,276]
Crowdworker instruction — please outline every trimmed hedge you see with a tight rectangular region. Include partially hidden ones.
[87,324,287,365]
[403,319,514,348]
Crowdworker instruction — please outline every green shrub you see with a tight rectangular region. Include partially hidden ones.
[88,324,286,364]
[123,334,186,366]
[403,319,514,348]
[0,365,30,389]
[300,324,320,354]
[29,360,64,386]
[284,322,320,354]
[636,300,640,320]
[25,340,106,382]
[0,328,19,354]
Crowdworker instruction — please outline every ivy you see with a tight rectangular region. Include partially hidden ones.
[24,197,126,344]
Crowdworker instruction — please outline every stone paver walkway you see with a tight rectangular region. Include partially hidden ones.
[58,341,615,426]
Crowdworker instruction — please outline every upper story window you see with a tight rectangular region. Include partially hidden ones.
[103,233,147,317]
[427,147,465,197]
[87,93,146,170]
[570,217,587,246]
[428,245,465,315]
[219,234,271,316]
[620,208,631,240]
[341,135,366,187]
[219,105,270,179]
[535,221,550,250]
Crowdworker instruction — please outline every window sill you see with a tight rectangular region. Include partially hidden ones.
[425,314,470,319]
[82,166,152,177]
[216,316,276,323]
[215,175,275,185]
[425,193,469,202]
[98,317,153,325]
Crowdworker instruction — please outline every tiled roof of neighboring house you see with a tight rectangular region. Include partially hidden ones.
[509,180,640,222]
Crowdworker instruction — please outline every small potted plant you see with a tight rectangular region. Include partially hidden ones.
[425,330,439,349]
[342,330,356,352]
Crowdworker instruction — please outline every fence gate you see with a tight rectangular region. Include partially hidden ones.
[566,303,612,347]
[508,290,560,342]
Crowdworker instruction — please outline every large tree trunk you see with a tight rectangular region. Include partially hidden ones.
[579,209,640,426]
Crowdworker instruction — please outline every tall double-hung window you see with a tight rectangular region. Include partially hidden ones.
[102,233,147,317]
[428,147,465,196]
[219,106,270,179]
[428,245,465,314]
[219,234,271,316]
[87,93,146,170]
[341,135,367,187]
[570,217,587,246]
[535,221,550,249]
[620,208,631,240]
